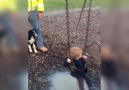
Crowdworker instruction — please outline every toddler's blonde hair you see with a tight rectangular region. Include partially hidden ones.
[69,47,83,59]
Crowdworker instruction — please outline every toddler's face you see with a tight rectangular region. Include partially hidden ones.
[70,47,83,59]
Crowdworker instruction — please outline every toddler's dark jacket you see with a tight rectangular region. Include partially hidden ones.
[64,57,88,75]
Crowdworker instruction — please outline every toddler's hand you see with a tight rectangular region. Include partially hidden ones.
[82,55,87,60]
[67,58,71,63]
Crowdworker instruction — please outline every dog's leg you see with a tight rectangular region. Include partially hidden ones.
[28,44,32,53]
[33,44,38,53]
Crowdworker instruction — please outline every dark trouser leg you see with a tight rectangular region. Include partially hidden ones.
[81,73,93,89]
[76,74,85,90]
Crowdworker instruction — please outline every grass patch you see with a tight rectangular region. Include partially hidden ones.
[17,0,27,11]
[44,0,129,11]
[44,0,98,11]
[18,0,129,11]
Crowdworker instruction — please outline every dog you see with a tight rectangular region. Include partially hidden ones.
[28,29,38,53]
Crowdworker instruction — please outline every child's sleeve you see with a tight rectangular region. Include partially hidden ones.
[82,56,87,62]
[63,58,72,67]
[63,59,69,67]
[37,0,44,12]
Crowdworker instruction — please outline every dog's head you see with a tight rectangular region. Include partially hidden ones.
[28,29,37,44]
[68,47,83,59]
[28,29,37,39]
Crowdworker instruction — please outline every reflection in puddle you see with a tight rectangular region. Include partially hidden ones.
[19,70,28,90]
[49,71,88,90]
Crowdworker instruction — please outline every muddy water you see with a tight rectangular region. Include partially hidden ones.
[49,71,88,90]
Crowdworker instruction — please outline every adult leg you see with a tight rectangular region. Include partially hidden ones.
[0,14,16,47]
[28,10,44,48]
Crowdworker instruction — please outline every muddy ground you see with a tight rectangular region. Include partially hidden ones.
[28,8,101,90]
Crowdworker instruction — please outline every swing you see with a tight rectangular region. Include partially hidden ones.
[65,0,93,72]
[64,0,94,74]
[65,0,93,53]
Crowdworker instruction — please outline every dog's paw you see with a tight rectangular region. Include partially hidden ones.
[35,51,38,54]
[34,50,38,54]
[29,50,33,53]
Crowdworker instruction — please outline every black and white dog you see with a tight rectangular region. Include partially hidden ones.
[28,29,38,53]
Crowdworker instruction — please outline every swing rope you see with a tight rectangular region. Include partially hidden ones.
[76,0,88,29]
[65,0,100,70]
[65,0,95,71]
[65,0,93,54]
[83,0,101,70]
[65,0,92,52]
[65,0,71,51]
[83,0,93,53]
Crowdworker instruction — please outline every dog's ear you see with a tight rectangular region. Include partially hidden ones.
[28,29,32,34]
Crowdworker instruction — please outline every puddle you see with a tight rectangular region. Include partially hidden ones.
[49,71,89,90]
